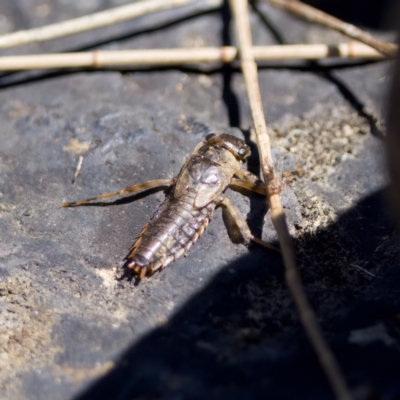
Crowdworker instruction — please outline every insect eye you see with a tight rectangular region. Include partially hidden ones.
[206,133,216,141]
[238,148,246,155]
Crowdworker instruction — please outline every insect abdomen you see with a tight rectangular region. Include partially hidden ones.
[126,189,216,275]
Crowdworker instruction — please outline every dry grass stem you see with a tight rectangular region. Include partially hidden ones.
[72,155,84,184]
[0,43,386,71]
[0,0,206,50]
[266,0,397,58]
[229,0,353,399]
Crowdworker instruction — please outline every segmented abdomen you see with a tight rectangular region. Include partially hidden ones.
[126,188,216,274]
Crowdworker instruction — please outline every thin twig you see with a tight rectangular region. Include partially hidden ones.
[0,43,386,71]
[0,0,215,49]
[72,155,84,184]
[229,1,353,399]
[349,264,377,278]
[265,0,397,58]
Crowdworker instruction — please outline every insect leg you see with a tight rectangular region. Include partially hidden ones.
[62,178,174,207]
[218,197,279,252]
[234,169,263,185]
[234,169,286,196]
[230,169,266,196]
[230,177,266,196]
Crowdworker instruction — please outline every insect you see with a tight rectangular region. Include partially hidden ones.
[62,133,276,279]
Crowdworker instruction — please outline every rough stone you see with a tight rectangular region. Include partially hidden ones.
[0,1,399,399]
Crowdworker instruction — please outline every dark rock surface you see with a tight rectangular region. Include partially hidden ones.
[0,1,399,399]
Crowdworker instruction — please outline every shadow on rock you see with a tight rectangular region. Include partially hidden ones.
[75,188,400,400]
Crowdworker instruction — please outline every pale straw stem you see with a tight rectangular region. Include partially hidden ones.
[266,0,396,57]
[0,43,386,71]
[0,0,208,49]
[229,1,353,399]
